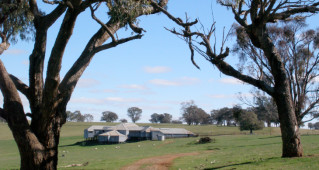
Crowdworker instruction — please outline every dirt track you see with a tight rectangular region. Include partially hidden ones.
[120,152,199,170]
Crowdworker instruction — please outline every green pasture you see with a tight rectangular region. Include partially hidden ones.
[1,122,319,169]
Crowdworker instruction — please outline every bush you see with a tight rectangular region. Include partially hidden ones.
[198,137,215,144]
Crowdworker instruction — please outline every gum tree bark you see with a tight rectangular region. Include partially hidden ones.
[0,0,168,169]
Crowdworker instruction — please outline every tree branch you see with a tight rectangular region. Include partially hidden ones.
[93,34,143,54]
[43,4,68,28]
[0,59,27,124]
[269,3,319,22]
[9,74,30,99]
[89,3,116,42]
[43,8,80,109]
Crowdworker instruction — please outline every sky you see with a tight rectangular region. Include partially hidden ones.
[1,0,319,123]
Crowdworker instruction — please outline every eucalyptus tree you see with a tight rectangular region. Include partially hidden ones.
[127,107,142,123]
[235,19,319,126]
[101,111,118,122]
[0,0,168,169]
[150,0,319,157]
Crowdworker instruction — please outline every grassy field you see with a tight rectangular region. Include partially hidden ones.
[1,122,319,169]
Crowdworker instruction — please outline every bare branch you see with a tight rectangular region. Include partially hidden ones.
[94,34,143,54]
[129,22,146,34]
[150,1,198,27]
[89,4,116,42]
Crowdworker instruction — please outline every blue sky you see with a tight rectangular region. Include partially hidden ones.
[1,0,319,123]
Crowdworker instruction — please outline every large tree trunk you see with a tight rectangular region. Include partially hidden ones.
[274,91,303,157]
[13,116,61,170]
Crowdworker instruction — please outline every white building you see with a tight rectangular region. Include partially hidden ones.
[84,123,195,143]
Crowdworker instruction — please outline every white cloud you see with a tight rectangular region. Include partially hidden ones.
[90,89,118,93]
[180,77,200,85]
[149,79,180,86]
[70,96,143,105]
[149,77,200,86]
[219,78,243,85]
[209,94,229,99]
[105,97,142,103]
[77,78,100,88]
[120,84,148,90]
[144,66,171,74]
[4,49,28,55]
[71,97,105,105]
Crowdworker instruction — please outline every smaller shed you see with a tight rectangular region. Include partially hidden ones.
[98,130,128,143]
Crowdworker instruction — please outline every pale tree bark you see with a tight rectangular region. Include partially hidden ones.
[0,0,168,169]
[151,0,319,157]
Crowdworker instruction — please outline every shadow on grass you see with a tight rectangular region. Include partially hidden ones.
[233,142,281,148]
[258,135,281,139]
[204,157,278,169]
[59,139,144,147]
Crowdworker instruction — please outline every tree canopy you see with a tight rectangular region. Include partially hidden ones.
[0,0,34,55]
[101,111,118,122]
[127,107,142,123]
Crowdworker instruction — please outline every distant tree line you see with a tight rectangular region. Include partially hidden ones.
[66,111,93,122]
[149,113,173,123]
[100,107,143,123]
[308,122,319,130]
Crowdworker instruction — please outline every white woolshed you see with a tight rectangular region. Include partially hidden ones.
[98,130,127,143]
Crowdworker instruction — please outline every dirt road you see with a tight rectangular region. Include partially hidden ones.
[120,152,199,170]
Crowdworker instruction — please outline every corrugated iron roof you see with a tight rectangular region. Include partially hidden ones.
[158,128,195,135]
[115,123,139,130]
[87,125,105,131]
[99,130,126,137]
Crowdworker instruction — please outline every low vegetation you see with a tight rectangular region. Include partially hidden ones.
[1,122,319,169]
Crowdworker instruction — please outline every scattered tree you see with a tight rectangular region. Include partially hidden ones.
[152,0,319,157]
[101,111,118,122]
[158,113,172,123]
[66,110,93,122]
[172,120,183,124]
[238,111,264,134]
[181,100,209,125]
[308,122,314,130]
[211,107,234,126]
[120,118,128,123]
[314,122,319,130]
[234,19,319,126]
[127,107,142,123]
[0,0,169,168]
[149,113,160,123]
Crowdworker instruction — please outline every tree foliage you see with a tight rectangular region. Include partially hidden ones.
[0,0,34,55]
[120,118,128,123]
[101,111,118,122]
[127,107,142,123]
[308,122,314,130]
[149,113,172,123]
[238,111,264,134]
[181,100,209,125]
[66,110,93,122]
[314,122,319,130]
[149,113,160,123]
